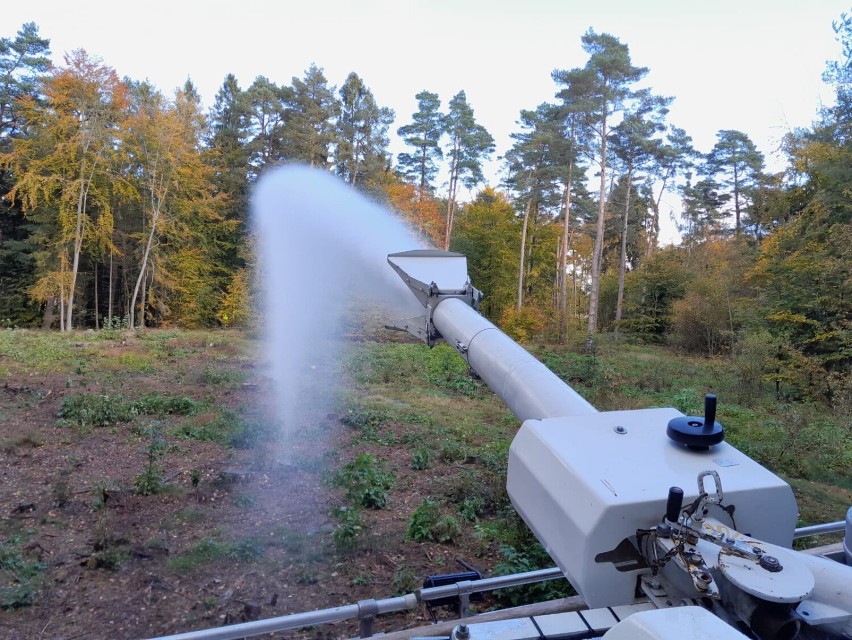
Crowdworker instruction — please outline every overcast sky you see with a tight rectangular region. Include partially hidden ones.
[5,0,848,237]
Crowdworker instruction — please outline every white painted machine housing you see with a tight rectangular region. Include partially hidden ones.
[507,407,798,609]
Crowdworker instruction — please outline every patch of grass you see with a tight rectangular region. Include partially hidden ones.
[174,410,275,448]
[166,535,264,572]
[422,343,483,398]
[58,392,201,430]
[166,537,230,572]
[133,393,202,416]
[0,433,44,453]
[0,330,79,373]
[58,394,134,429]
[198,365,244,385]
[229,538,265,562]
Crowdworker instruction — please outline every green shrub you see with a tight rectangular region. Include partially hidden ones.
[59,393,201,430]
[494,544,574,606]
[198,365,244,385]
[0,538,44,608]
[410,448,432,470]
[58,394,133,429]
[334,454,393,509]
[433,515,462,544]
[133,427,167,496]
[406,498,440,542]
[392,568,418,595]
[229,538,264,562]
[423,343,481,397]
[331,507,364,550]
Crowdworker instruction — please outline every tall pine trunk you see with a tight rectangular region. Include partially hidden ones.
[516,196,534,311]
[558,154,575,340]
[615,172,633,338]
[108,250,114,326]
[586,112,608,348]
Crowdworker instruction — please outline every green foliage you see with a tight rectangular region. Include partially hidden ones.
[0,537,45,609]
[406,498,441,542]
[671,387,701,415]
[133,427,167,495]
[732,329,779,404]
[727,404,851,482]
[166,535,264,572]
[458,496,486,523]
[451,189,519,322]
[433,515,462,544]
[423,343,482,397]
[410,447,432,470]
[334,453,393,509]
[493,543,574,606]
[166,538,230,572]
[397,90,444,190]
[58,392,201,429]
[392,567,418,595]
[198,365,244,385]
[229,538,265,562]
[58,394,134,429]
[331,506,365,551]
[175,410,275,448]
[622,248,687,341]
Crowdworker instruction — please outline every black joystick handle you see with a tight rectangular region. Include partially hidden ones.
[666,486,684,523]
[703,394,717,433]
[666,393,725,450]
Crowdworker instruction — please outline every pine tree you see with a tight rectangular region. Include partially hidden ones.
[244,76,288,178]
[0,23,51,326]
[706,129,764,233]
[207,74,251,274]
[335,72,394,187]
[283,64,338,168]
[554,30,648,343]
[504,104,565,311]
[396,91,444,191]
[443,91,494,250]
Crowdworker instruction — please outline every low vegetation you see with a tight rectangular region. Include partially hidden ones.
[0,327,847,639]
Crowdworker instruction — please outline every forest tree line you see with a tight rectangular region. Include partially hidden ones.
[0,18,849,409]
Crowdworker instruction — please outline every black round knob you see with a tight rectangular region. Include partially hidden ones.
[667,394,725,450]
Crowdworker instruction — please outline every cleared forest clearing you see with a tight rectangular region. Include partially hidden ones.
[0,327,848,639]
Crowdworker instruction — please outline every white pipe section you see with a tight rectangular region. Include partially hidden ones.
[432,297,597,421]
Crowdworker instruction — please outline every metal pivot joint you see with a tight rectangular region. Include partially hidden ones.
[386,250,482,347]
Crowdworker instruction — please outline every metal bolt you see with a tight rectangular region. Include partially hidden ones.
[759,555,783,572]
[453,624,471,640]
[614,425,627,434]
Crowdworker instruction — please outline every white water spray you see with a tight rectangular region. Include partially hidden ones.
[252,166,424,440]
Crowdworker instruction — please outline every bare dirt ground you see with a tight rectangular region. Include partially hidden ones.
[2,329,848,640]
[0,330,510,640]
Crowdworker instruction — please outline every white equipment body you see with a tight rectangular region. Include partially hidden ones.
[388,250,852,640]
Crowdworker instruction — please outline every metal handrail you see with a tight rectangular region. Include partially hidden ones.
[147,567,565,640]
[793,521,845,539]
